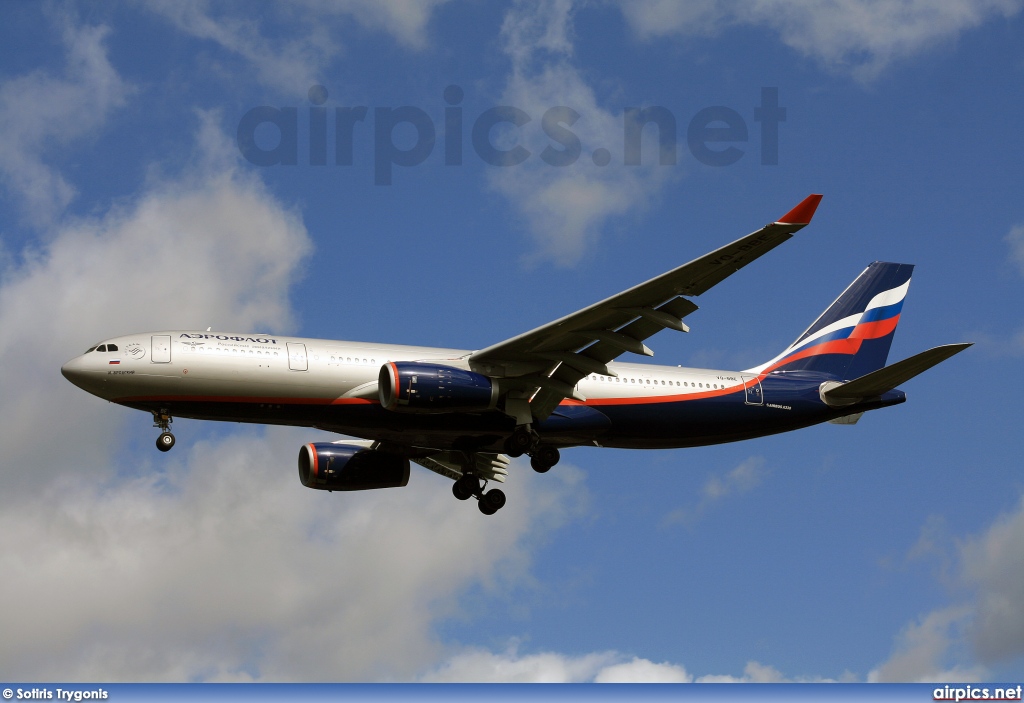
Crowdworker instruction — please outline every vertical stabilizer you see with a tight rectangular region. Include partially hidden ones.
[748,262,914,379]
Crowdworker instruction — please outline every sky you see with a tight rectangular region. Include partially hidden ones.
[1,0,1023,684]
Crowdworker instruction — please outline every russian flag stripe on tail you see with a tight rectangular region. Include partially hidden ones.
[748,262,914,380]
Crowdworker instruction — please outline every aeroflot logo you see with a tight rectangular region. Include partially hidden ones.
[180,334,279,344]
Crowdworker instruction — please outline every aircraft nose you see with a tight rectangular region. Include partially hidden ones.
[61,355,91,389]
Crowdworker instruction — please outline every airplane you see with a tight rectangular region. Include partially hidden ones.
[61,194,970,516]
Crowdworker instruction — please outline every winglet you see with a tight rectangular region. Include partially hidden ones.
[777,194,823,225]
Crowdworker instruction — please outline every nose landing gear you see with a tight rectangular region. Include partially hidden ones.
[153,410,175,452]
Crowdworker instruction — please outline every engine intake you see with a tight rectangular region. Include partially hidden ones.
[379,361,497,413]
[298,443,410,491]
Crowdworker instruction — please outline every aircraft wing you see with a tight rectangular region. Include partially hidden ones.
[469,194,823,420]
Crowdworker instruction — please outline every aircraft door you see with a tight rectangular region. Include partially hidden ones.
[152,335,171,363]
[742,375,763,405]
[287,342,308,371]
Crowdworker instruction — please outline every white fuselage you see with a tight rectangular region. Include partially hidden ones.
[61,330,750,410]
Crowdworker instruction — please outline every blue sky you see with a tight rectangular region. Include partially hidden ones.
[1,0,1023,683]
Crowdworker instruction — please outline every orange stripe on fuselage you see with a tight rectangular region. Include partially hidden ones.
[763,337,863,374]
[565,384,745,406]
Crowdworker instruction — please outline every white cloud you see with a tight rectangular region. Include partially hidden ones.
[618,0,1023,81]
[868,607,986,682]
[421,645,841,682]
[0,112,311,499]
[962,494,1024,662]
[594,657,692,683]
[696,660,841,683]
[703,454,764,499]
[145,0,337,94]
[1006,224,1024,276]
[145,0,453,94]
[421,645,694,682]
[871,494,1024,681]
[0,429,583,680]
[662,455,766,525]
[0,17,130,225]
[298,0,454,49]
[490,0,671,266]
[421,645,622,682]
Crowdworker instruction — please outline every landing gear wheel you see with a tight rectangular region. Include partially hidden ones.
[455,473,480,499]
[156,432,175,452]
[530,445,560,473]
[478,488,506,515]
[504,426,535,458]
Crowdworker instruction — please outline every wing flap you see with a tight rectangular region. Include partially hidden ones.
[412,451,511,483]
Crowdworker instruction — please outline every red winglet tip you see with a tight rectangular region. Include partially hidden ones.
[777,193,823,225]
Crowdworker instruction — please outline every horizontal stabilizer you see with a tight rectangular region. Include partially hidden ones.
[822,343,971,404]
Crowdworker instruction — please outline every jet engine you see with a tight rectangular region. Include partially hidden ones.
[298,443,410,491]
[378,361,498,413]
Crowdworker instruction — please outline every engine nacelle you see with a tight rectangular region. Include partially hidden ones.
[298,443,410,491]
[378,361,498,413]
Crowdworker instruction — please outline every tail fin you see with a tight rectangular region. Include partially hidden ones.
[749,262,914,379]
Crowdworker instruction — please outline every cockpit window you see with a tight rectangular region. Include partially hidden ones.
[96,344,107,352]
[107,343,119,352]
[84,346,98,353]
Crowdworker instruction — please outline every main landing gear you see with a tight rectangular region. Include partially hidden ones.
[153,410,176,452]
[452,470,507,516]
[503,425,561,474]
